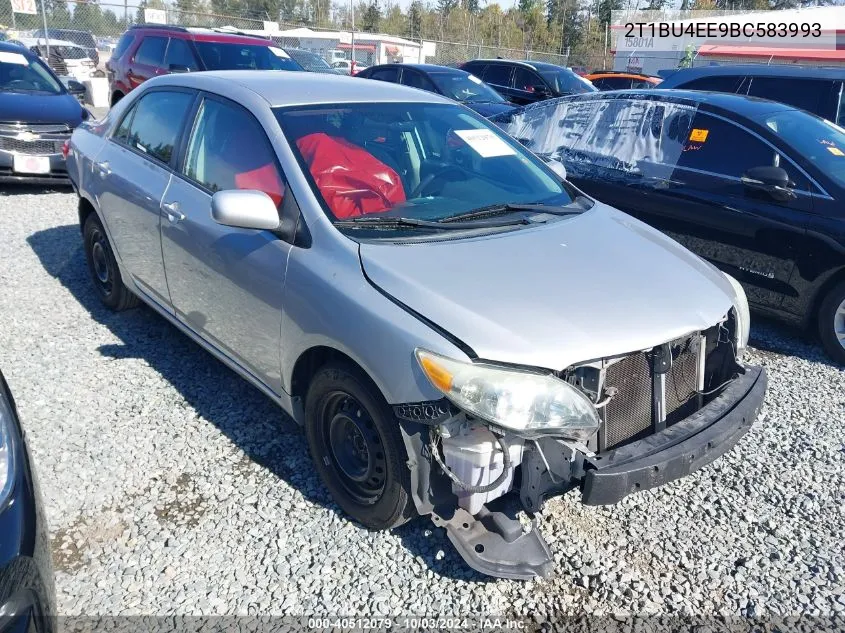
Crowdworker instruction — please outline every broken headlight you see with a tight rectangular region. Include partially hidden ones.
[723,273,750,351]
[415,349,599,440]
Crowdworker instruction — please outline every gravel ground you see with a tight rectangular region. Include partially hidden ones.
[0,187,843,619]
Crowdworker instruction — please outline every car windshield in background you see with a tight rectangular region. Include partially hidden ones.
[430,72,505,103]
[758,110,845,188]
[538,66,597,94]
[287,49,334,72]
[193,42,301,71]
[275,102,576,231]
[45,30,95,49]
[0,50,62,94]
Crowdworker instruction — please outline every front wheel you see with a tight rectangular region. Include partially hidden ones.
[817,280,845,365]
[305,362,414,530]
[83,214,139,311]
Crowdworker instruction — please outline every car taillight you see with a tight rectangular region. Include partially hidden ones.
[62,140,70,160]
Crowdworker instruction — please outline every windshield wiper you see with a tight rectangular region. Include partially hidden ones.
[441,202,583,224]
[334,215,532,230]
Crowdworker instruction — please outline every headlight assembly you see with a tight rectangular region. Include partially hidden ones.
[415,349,599,440]
[723,273,750,351]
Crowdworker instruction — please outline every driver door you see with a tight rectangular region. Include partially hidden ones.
[160,94,291,394]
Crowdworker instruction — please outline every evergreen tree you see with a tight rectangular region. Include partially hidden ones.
[361,0,380,31]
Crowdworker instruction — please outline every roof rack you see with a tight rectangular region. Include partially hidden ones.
[129,23,189,32]
[208,26,269,39]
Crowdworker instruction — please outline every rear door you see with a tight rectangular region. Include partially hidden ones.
[127,35,167,88]
[93,88,196,308]
[399,68,437,94]
[163,37,200,73]
[365,66,400,83]
[160,94,291,393]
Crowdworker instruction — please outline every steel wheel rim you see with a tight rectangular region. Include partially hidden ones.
[834,297,845,351]
[90,228,113,294]
[321,392,386,505]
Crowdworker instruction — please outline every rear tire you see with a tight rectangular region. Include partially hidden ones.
[817,280,845,365]
[82,214,139,311]
[305,361,414,530]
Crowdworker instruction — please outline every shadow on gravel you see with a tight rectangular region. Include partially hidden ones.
[27,223,489,583]
[0,183,73,196]
[749,316,845,371]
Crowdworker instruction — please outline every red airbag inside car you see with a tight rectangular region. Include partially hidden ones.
[234,164,284,207]
[296,132,406,219]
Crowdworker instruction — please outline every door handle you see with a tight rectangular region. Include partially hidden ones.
[162,201,185,223]
[94,161,110,178]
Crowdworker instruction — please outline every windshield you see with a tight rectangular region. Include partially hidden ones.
[537,66,597,95]
[287,49,332,71]
[0,50,62,94]
[276,102,577,231]
[430,72,505,103]
[194,42,301,71]
[44,30,95,49]
[758,110,845,188]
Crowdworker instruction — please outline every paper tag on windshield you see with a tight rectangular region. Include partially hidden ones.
[827,146,844,156]
[268,47,290,58]
[468,74,482,84]
[454,129,516,158]
[0,51,29,66]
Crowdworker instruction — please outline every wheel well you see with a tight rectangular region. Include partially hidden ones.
[808,267,845,330]
[110,91,124,106]
[290,346,373,405]
[78,197,96,233]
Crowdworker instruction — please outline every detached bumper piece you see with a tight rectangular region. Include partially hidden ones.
[431,506,553,580]
[582,365,766,505]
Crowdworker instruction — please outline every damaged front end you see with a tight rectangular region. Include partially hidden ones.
[397,309,766,580]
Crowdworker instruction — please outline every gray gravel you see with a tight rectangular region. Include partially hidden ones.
[0,187,843,618]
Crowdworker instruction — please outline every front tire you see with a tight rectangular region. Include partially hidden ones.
[818,280,845,365]
[83,214,139,311]
[305,362,414,530]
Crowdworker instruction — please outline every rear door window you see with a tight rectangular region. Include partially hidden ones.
[513,67,543,92]
[164,38,199,71]
[368,66,399,82]
[682,75,744,93]
[134,36,167,67]
[483,64,512,87]
[115,90,194,165]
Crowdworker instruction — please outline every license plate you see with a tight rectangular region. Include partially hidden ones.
[13,155,50,174]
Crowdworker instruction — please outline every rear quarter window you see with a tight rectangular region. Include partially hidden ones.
[112,33,135,61]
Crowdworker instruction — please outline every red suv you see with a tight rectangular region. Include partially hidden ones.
[106,24,303,106]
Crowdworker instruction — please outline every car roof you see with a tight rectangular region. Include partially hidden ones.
[371,63,465,74]
[130,25,271,46]
[587,71,661,81]
[662,64,845,83]
[563,88,799,118]
[0,41,36,57]
[464,58,571,72]
[152,70,453,106]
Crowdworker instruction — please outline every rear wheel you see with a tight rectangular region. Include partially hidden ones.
[817,280,845,365]
[83,214,139,311]
[305,362,414,530]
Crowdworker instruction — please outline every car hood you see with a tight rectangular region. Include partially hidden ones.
[465,101,517,118]
[0,91,84,126]
[359,202,736,370]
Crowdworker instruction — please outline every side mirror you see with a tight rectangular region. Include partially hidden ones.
[546,158,567,181]
[211,189,280,230]
[67,79,86,99]
[741,165,796,202]
[531,84,551,98]
[168,63,191,73]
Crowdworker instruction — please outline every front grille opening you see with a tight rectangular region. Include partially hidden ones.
[586,318,741,453]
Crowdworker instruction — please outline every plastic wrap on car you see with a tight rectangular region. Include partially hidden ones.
[490,97,699,188]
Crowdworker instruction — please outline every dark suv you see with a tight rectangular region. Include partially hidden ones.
[460,59,596,105]
[33,28,98,66]
[658,65,845,126]
[106,25,302,106]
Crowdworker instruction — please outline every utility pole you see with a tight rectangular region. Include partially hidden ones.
[40,0,49,58]
[350,0,355,75]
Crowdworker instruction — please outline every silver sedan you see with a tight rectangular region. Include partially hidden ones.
[67,71,766,579]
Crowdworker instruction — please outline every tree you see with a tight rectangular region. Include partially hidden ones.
[361,0,380,31]
[406,0,422,38]
[436,0,458,17]
[45,0,72,28]
[73,0,103,33]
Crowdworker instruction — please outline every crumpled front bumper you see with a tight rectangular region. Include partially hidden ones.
[581,364,766,505]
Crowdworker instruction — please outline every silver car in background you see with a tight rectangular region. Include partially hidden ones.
[67,71,766,579]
